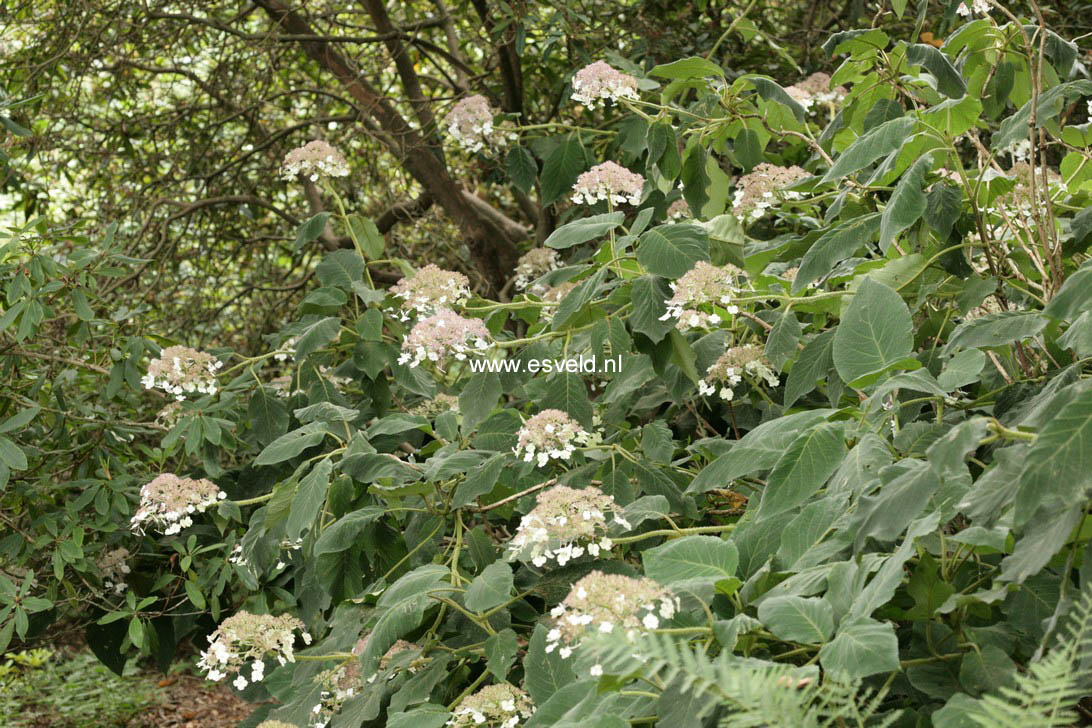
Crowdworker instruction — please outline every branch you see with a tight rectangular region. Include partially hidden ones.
[361,0,442,135]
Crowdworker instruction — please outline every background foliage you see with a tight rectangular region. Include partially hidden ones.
[3,0,1092,725]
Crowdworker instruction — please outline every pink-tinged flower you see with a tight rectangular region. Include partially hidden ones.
[514,409,594,467]
[397,310,492,369]
[142,345,222,401]
[571,61,640,108]
[197,611,310,687]
[281,140,349,181]
[546,572,679,658]
[390,264,471,320]
[130,473,226,535]
[448,683,535,727]
[443,94,498,153]
[660,261,745,330]
[732,163,811,223]
[571,161,644,206]
[698,345,779,401]
[507,485,630,568]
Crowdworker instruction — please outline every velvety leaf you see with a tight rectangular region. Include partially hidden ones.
[821,117,916,183]
[758,422,846,519]
[636,224,710,278]
[833,278,913,386]
[464,560,513,612]
[879,154,931,251]
[794,214,881,292]
[758,595,834,643]
[818,617,899,679]
[544,212,625,250]
[643,535,738,588]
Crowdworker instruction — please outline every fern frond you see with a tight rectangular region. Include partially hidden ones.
[589,631,900,727]
[972,579,1092,727]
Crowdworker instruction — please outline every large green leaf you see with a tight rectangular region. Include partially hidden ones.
[255,421,327,466]
[643,535,738,588]
[542,372,594,427]
[360,565,449,673]
[285,459,332,541]
[686,410,835,493]
[629,276,675,343]
[649,56,725,79]
[0,436,27,471]
[464,560,513,612]
[794,214,881,292]
[943,311,1049,354]
[905,44,967,98]
[636,224,710,278]
[524,623,578,705]
[758,595,834,643]
[818,617,899,679]
[315,249,364,291]
[833,278,914,386]
[541,136,587,205]
[1015,383,1092,525]
[314,506,386,555]
[821,117,917,183]
[544,212,625,250]
[784,330,836,407]
[879,154,931,251]
[459,372,501,432]
[757,422,846,519]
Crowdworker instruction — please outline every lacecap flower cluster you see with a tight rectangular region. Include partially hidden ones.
[397,309,492,369]
[513,409,594,467]
[570,61,640,109]
[281,140,350,181]
[698,345,779,401]
[141,345,222,401]
[507,485,630,568]
[198,611,311,690]
[390,264,471,320]
[571,161,644,206]
[130,473,226,536]
[660,261,745,331]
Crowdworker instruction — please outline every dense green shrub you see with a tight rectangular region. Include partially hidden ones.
[4,3,1092,726]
